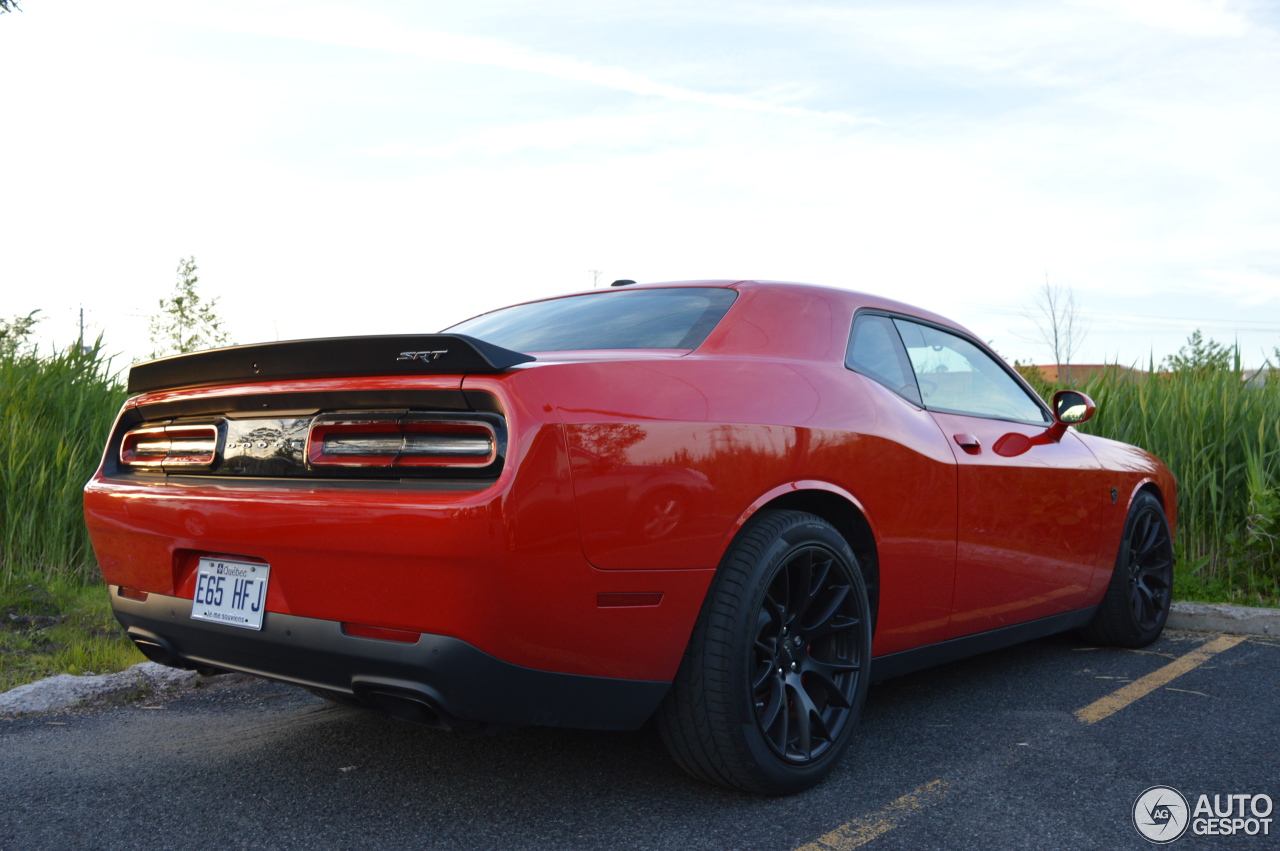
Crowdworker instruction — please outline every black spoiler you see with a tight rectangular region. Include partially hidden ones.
[127,334,536,395]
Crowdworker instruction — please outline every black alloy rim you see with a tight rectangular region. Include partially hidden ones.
[751,544,864,764]
[1127,506,1174,631]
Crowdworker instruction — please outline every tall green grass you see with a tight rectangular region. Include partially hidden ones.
[0,341,126,586]
[1020,360,1280,604]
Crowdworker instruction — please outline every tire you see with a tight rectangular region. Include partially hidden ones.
[656,510,872,795]
[1081,490,1175,648]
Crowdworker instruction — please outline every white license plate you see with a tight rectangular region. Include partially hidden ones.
[191,558,270,630]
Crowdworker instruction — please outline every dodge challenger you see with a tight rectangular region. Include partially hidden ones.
[84,279,1176,794]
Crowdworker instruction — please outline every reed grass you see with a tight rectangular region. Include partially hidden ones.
[0,341,126,587]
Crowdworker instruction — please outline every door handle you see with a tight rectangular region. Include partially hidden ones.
[953,433,980,450]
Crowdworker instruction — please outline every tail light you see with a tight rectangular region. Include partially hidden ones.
[120,424,218,470]
[307,413,498,469]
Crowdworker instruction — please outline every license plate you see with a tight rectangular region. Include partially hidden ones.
[191,558,270,630]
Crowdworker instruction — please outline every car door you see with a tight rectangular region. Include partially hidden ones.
[890,317,1104,639]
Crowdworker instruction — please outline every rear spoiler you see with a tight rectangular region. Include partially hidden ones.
[127,334,536,395]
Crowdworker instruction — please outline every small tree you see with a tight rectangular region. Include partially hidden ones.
[148,257,232,358]
[1029,276,1088,384]
[0,310,40,357]
[1161,329,1234,373]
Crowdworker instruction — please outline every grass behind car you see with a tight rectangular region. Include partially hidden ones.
[0,343,141,691]
[0,338,1277,693]
[1,341,125,586]
[1019,360,1280,606]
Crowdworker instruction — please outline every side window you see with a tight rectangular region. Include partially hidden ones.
[892,319,1048,423]
[846,314,923,406]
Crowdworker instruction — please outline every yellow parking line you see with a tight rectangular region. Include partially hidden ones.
[1075,634,1245,725]
[794,779,950,851]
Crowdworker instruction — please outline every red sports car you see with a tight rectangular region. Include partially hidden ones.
[84,280,1176,794]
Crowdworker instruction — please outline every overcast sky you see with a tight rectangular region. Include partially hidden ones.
[2,0,1278,369]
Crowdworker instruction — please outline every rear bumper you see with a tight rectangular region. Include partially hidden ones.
[112,587,669,731]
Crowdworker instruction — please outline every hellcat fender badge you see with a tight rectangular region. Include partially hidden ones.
[397,350,448,362]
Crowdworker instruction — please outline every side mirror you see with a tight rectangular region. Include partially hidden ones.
[1047,390,1096,441]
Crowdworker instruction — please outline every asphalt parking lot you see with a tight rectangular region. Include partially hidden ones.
[2,629,1276,851]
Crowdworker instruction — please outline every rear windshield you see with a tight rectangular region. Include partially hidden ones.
[445,287,738,352]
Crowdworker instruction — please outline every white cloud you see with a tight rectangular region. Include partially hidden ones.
[363,112,679,159]
[1071,0,1251,36]
[136,1,875,124]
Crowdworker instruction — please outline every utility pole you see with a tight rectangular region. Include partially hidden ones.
[589,269,601,288]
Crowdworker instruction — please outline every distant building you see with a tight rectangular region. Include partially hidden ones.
[1244,367,1278,388]
[1033,363,1276,387]
[1031,364,1144,384]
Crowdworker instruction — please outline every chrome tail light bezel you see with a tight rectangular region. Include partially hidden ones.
[306,412,501,471]
[119,423,220,471]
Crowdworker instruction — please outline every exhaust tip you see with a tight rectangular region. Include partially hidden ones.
[362,689,449,728]
[125,629,180,666]
[124,627,211,673]
[351,679,489,734]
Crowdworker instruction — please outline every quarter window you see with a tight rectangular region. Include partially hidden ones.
[892,319,1048,423]
[845,314,922,406]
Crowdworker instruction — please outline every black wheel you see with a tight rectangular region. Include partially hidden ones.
[1081,490,1174,648]
[656,510,872,795]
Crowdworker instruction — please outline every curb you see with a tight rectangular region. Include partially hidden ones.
[1168,601,1279,637]
[0,662,199,717]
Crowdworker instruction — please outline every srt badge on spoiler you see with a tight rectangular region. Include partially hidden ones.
[397,350,448,362]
